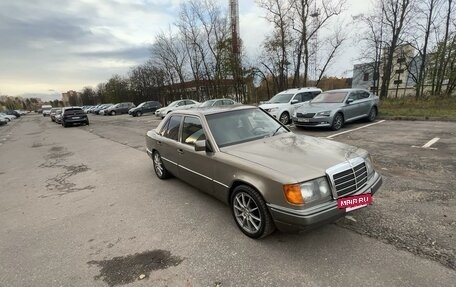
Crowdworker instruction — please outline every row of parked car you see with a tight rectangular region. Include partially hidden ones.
[151,88,378,131]
[0,110,25,126]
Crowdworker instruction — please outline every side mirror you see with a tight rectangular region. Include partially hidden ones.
[195,139,213,153]
[194,140,206,152]
[346,99,354,104]
[291,99,299,104]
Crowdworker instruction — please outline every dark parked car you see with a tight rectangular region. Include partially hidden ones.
[128,101,161,117]
[61,107,89,127]
[4,110,21,118]
[105,102,135,116]
[50,108,61,122]
[146,105,382,238]
[0,117,7,126]
[93,104,112,115]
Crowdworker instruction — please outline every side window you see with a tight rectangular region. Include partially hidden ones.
[223,100,234,105]
[293,94,303,103]
[301,92,313,102]
[359,91,370,99]
[181,117,206,146]
[163,115,182,141]
[312,91,321,97]
[347,92,359,101]
[177,101,185,106]
[213,100,223,106]
[185,100,195,105]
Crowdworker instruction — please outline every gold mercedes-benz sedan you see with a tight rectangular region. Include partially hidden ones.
[146,105,382,238]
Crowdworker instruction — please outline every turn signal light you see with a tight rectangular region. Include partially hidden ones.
[283,184,304,205]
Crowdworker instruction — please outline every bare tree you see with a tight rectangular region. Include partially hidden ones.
[433,0,454,95]
[289,0,346,87]
[315,27,346,86]
[257,0,292,91]
[405,0,443,98]
[379,0,414,99]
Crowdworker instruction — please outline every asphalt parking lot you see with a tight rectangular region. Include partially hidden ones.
[0,114,455,286]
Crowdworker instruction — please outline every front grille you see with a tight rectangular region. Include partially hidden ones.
[296,112,315,118]
[333,162,368,197]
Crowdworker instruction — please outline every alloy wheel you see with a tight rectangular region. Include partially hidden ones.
[279,112,289,125]
[233,192,262,234]
[153,153,164,177]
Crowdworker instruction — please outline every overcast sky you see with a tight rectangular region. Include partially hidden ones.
[0,0,371,100]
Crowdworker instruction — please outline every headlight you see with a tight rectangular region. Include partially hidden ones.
[293,111,297,117]
[283,177,332,205]
[315,111,331,117]
[269,107,279,112]
[364,155,375,179]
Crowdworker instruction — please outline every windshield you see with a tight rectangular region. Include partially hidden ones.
[137,102,146,107]
[168,101,180,107]
[268,93,293,104]
[312,91,348,103]
[205,108,288,148]
[200,100,216,107]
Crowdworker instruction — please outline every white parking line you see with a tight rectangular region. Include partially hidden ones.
[412,137,440,150]
[326,120,386,139]
[422,137,440,148]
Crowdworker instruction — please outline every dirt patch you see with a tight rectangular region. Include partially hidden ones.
[31,142,43,148]
[39,146,95,197]
[88,250,183,287]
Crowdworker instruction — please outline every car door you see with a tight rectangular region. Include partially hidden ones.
[343,91,361,121]
[356,91,372,117]
[158,115,183,175]
[176,116,214,194]
[145,102,153,113]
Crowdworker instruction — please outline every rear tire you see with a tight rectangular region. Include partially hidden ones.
[367,107,377,122]
[331,113,344,131]
[230,185,275,239]
[152,151,171,179]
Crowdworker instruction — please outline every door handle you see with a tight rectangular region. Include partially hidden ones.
[177,148,184,155]
[156,140,162,145]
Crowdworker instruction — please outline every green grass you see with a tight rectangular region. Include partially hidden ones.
[379,97,456,120]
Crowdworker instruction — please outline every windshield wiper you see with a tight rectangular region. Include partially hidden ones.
[272,125,284,137]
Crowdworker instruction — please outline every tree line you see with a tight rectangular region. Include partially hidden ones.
[73,0,454,107]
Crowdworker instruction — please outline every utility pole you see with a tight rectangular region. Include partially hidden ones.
[229,0,243,102]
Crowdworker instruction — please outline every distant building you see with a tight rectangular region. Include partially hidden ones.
[62,90,81,106]
[352,62,377,92]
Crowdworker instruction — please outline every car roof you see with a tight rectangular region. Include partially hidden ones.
[169,104,253,117]
[277,87,322,94]
[323,88,370,93]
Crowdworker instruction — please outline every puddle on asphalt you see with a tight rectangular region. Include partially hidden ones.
[88,249,183,286]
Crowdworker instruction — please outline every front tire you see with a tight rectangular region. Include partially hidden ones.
[230,185,275,239]
[367,107,377,122]
[152,151,170,179]
[137,111,142,117]
[279,112,290,125]
[331,113,344,131]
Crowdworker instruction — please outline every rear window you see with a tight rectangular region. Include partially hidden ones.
[64,108,85,115]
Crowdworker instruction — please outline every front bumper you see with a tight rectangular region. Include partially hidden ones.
[267,172,382,232]
[292,116,333,127]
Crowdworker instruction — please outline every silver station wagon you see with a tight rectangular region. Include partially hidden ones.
[146,105,382,238]
[292,89,379,130]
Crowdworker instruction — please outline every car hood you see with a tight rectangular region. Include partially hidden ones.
[296,102,344,113]
[259,103,287,109]
[221,133,367,183]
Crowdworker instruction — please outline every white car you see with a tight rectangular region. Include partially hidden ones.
[0,112,16,121]
[259,87,322,124]
[155,99,199,118]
